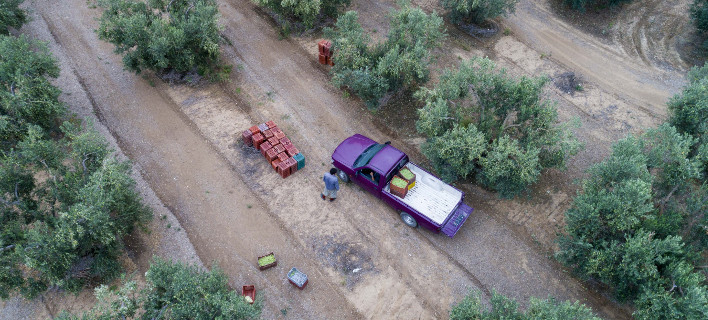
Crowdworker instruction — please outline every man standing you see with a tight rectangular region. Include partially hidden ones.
[322,168,340,202]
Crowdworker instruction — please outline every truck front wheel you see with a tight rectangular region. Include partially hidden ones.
[337,169,350,183]
[400,212,418,228]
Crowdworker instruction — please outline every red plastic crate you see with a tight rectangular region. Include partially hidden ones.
[277,152,289,163]
[286,145,299,157]
[258,123,269,132]
[266,148,279,163]
[249,125,260,135]
[318,40,331,56]
[274,131,286,140]
[280,137,291,147]
[252,133,265,150]
[277,161,291,178]
[286,158,298,173]
[260,141,272,157]
[271,127,283,135]
[266,120,277,128]
[267,136,279,146]
[318,53,327,65]
[327,56,334,66]
[242,130,253,146]
[273,144,286,155]
[263,129,274,139]
[271,158,282,171]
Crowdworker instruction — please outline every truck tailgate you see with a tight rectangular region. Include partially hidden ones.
[441,203,473,237]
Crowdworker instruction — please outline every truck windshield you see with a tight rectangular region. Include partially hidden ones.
[353,143,386,168]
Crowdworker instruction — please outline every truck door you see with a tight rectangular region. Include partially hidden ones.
[355,168,381,197]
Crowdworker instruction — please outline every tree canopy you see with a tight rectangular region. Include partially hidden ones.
[440,0,518,24]
[1,30,151,300]
[57,257,262,320]
[450,290,601,320]
[556,122,708,318]
[0,0,26,35]
[252,0,350,29]
[325,2,445,109]
[415,57,581,198]
[97,0,227,80]
[564,0,633,12]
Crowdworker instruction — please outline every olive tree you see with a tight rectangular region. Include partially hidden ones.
[415,57,581,198]
[325,2,445,109]
[0,0,26,34]
[556,127,708,318]
[440,0,519,24]
[57,258,262,320]
[564,0,633,11]
[450,290,601,320]
[252,0,350,29]
[97,0,227,80]
[0,35,65,147]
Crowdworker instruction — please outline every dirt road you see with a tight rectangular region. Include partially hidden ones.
[6,0,688,318]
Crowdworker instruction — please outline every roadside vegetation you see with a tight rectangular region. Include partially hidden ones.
[325,1,445,109]
[0,29,152,298]
[252,0,350,31]
[692,0,708,50]
[57,258,261,320]
[415,57,581,198]
[96,0,229,82]
[441,0,518,24]
[450,290,600,320]
[0,0,26,35]
[556,64,708,319]
[563,0,633,11]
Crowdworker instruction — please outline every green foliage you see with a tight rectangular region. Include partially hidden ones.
[0,35,65,147]
[440,0,519,24]
[564,0,633,12]
[97,0,226,79]
[692,0,708,38]
[57,258,262,320]
[421,124,485,182]
[0,123,152,299]
[325,2,445,109]
[415,57,581,197]
[252,0,350,28]
[449,290,601,320]
[556,129,708,318]
[480,136,541,199]
[0,0,26,34]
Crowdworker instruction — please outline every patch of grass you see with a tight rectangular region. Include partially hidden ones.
[575,84,584,92]
[342,91,350,99]
[540,52,551,59]
[166,223,171,229]
[503,27,511,36]
[160,214,167,220]
[281,114,290,120]
[452,38,471,52]
[234,87,241,94]
[247,204,252,209]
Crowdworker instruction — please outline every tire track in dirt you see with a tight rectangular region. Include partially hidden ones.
[507,0,685,116]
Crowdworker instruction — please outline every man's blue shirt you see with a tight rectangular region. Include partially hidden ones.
[323,173,339,190]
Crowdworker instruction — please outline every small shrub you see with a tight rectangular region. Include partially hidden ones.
[0,0,26,34]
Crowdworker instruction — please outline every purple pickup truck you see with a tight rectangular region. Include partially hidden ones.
[332,134,473,237]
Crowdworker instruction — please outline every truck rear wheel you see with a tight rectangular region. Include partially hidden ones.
[337,169,350,182]
[400,212,418,228]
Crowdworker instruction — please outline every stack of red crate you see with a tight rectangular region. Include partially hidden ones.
[242,120,304,178]
[318,40,333,66]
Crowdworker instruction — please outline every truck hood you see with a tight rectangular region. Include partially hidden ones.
[332,134,377,168]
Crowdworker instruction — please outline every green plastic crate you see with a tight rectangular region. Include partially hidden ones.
[293,153,305,170]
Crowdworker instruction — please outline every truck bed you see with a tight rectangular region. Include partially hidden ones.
[383,163,463,225]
